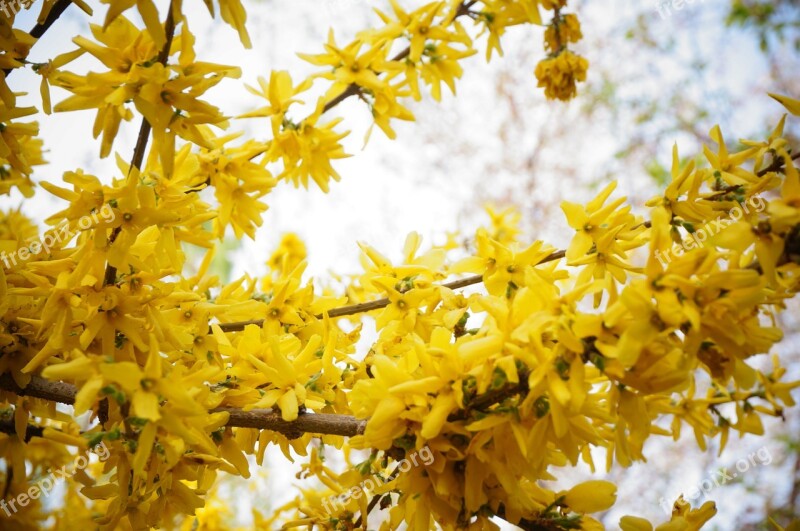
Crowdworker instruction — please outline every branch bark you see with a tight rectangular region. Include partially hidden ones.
[0,419,44,442]
[103,1,176,287]
[319,0,478,115]
[214,250,567,333]
[3,0,76,77]
[756,151,800,177]
[0,373,365,438]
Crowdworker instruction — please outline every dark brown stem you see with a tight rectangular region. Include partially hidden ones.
[756,151,800,177]
[319,0,476,115]
[31,0,74,39]
[552,7,564,54]
[448,372,530,422]
[103,2,176,287]
[213,407,366,438]
[354,467,399,527]
[495,504,560,531]
[0,419,45,442]
[354,494,382,528]
[2,0,75,77]
[0,373,79,404]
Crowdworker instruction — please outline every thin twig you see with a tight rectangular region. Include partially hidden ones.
[354,467,400,527]
[3,0,75,76]
[103,2,176,287]
[213,250,566,333]
[30,0,75,39]
[0,419,44,442]
[319,0,477,115]
[756,151,800,177]
[448,373,530,422]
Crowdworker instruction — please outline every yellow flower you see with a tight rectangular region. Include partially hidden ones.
[535,50,588,101]
[560,480,617,514]
[769,92,800,115]
[620,515,654,531]
[299,32,388,98]
[544,13,582,52]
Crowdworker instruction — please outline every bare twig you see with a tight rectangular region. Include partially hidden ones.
[0,419,44,442]
[30,0,75,39]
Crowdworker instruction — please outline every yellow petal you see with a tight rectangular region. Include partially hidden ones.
[562,480,617,514]
[769,93,800,115]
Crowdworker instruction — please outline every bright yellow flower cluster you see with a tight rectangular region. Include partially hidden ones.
[0,0,799,529]
[14,0,580,227]
[0,1,87,197]
[51,18,240,169]
[0,18,43,197]
[535,1,589,100]
[261,104,800,529]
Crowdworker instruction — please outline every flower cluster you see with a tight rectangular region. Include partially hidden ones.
[535,1,589,100]
[0,0,798,529]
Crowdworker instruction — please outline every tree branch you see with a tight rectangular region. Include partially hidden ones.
[0,419,44,442]
[213,407,366,438]
[3,0,76,77]
[756,151,800,177]
[0,373,366,439]
[495,504,566,531]
[448,373,530,422]
[320,0,477,115]
[214,250,567,333]
[0,373,80,404]
[30,0,75,39]
[103,1,176,287]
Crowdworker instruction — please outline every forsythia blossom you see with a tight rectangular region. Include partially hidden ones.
[0,0,798,529]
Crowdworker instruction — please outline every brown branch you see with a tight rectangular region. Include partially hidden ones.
[0,374,365,439]
[0,419,44,442]
[756,151,800,177]
[214,250,567,333]
[0,368,528,442]
[30,0,75,39]
[354,466,400,527]
[3,0,76,77]
[448,374,530,422]
[0,373,79,404]
[213,407,366,438]
[103,2,176,287]
[319,0,477,115]
[495,504,563,531]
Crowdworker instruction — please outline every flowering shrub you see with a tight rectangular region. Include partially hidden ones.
[0,1,799,530]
